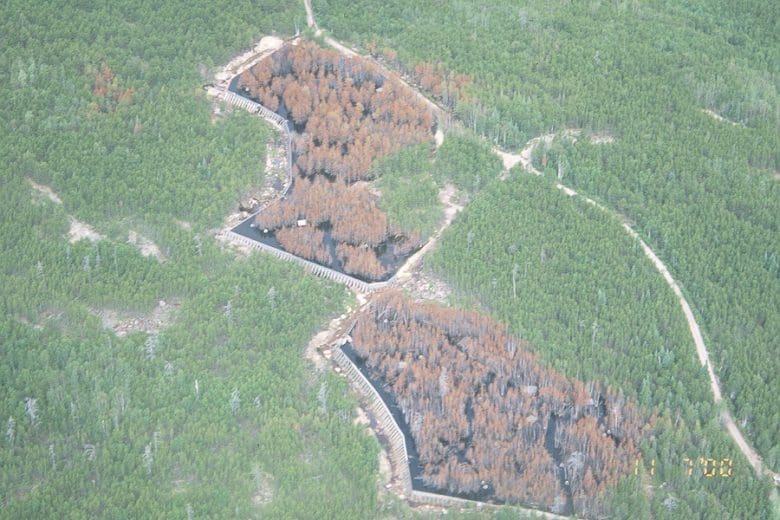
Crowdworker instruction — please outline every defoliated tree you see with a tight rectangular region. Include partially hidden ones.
[49,443,56,470]
[143,444,153,475]
[6,417,15,446]
[230,388,240,414]
[317,381,328,414]
[24,397,38,428]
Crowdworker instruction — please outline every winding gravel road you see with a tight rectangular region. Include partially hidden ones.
[300,0,778,488]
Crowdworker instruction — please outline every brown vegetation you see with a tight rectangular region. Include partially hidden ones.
[410,61,472,109]
[365,42,472,109]
[349,291,654,517]
[336,243,385,280]
[238,41,434,182]
[254,176,400,279]
[90,64,135,113]
[275,226,332,265]
[240,42,434,280]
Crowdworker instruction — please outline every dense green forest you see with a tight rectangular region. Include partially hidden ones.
[0,1,390,518]
[372,131,505,241]
[373,144,442,241]
[433,131,504,197]
[315,0,780,473]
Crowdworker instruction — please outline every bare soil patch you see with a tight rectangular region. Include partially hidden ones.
[249,468,275,507]
[305,311,352,370]
[392,184,462,285]
[175,220,192,231]
[28,179,62,204]
[514,132,557,176]
[702,109,743,127]
[128,230,165,262]
[95,298,180,337]
[68,218,102,243]
[508,128,615,179]
[353,406,370,426]
[434,129,444,148]
[495,148,524,172]
[214,36,284,89]
[588,131,615,144]
[397,268,453,305]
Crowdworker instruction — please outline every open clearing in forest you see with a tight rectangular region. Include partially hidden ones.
[128,230,166,262]
[94,298,181,337]
[496,128,613,179]
[68,218,102,243]
[28,183,145,256]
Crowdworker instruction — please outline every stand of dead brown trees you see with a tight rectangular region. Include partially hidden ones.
[349,291,655,518]
[238,42,433,280]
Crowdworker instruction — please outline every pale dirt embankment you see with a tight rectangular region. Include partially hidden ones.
[28,178,63,204]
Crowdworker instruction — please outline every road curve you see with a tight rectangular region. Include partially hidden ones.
[515,135,776,481]
[302,0,779,492]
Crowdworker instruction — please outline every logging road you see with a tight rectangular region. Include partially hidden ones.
[222,0,779,506]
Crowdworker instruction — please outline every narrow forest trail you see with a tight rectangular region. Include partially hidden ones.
[304,0,318,33]
[392,183,463,284]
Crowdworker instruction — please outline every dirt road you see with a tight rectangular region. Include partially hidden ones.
[303,0,318,32]
[256,3,779,510]
[392,184,463,284]
[515,134,776,480]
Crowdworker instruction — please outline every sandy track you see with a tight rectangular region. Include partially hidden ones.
[28,179,63,204]
[702,109,744,127]
[516,134,776,480]
[304,0,318,32]
[392,184,463,284]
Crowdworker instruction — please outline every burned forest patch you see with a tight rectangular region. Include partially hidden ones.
[346,291,655,517]
[233,41,435,281]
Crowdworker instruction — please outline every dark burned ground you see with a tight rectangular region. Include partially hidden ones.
[344,291,655,517]
[231,207,421,283]
[229,40,435,282]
